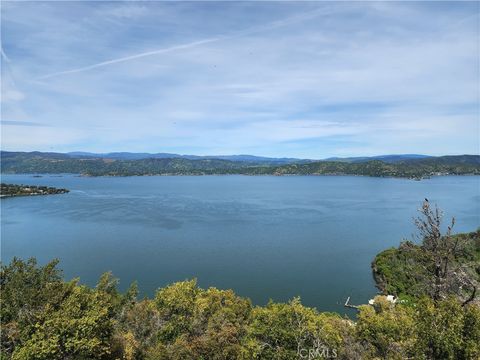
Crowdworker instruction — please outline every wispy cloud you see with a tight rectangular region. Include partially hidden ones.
[1,2,478,156]
[1,48,26,103]
[36,6,334,80]
[1,120,47,127]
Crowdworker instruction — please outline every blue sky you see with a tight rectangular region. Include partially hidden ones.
[1,1,479,158]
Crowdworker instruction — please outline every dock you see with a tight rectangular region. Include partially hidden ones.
[344,296,360,309]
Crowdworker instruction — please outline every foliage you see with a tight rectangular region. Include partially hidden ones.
[148,281,251,360]
[356,295,480,360]
[0,258,65,358]
[372,230,480,302]
[243,298,356,360]
[11,285,115,360]
[356,296,416,359]
[414,297,480,360]
[2,257,479,360]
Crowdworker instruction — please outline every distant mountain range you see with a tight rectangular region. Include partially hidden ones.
[64,151,433,163]
[324,154,432,163]
[1,151,478,179]
[66,152,308,164]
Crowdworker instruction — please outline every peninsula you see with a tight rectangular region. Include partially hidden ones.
[0,183,69,198]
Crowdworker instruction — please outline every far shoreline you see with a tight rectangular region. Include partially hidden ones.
[2,172,479,181]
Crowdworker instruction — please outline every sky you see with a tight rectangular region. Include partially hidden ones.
[1,1,479,158]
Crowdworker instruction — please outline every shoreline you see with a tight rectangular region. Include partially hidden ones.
[2,172,479,180]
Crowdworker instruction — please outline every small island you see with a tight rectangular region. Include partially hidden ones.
[0,183,69,198]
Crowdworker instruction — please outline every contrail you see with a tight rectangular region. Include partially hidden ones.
[36,6,334,81]
[1,46,10,62]
[37,37,221,80]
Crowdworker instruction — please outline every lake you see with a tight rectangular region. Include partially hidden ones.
[1,174,479,315]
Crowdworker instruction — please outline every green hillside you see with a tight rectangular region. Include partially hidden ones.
[1,151,479,178]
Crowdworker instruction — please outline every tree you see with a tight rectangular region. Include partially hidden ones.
[186,287,251,359]
[0,258,66,358]
[414,297,480,360]
[147,281,251,360]
[154,279,200,343]
[243,298,355,360]
[356,296,416,359]
[414,200,477,304]
[11,284,115,360]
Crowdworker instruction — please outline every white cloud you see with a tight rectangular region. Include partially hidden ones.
[104,4,149,20]
[1,1,478,156]
[2,89,25,102]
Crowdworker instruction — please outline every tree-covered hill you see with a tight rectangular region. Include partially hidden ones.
[372,200,479,307]
[268,156,480,178]
[1,151,479,178]
[0,154,255,176]
[372,230,480,303]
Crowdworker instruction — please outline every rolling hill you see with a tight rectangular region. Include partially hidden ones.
[1,151,478,178]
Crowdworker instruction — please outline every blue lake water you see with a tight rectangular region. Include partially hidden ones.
[1,174,479,315]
